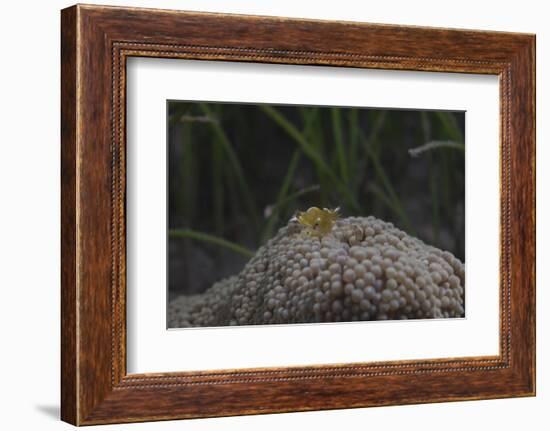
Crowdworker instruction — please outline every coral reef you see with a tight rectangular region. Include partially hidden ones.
[168,216,465,327]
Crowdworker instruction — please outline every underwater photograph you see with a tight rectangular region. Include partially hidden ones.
[167,101,465,328]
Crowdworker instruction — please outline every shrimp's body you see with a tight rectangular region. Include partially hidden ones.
[294,207,339,238]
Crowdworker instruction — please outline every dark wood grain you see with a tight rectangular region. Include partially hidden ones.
[60,5,78,425]
[61,4,535,425]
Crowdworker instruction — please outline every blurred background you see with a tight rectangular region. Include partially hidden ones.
[168,101,465,299]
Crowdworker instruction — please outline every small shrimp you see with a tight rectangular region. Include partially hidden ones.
[292,206,340,238]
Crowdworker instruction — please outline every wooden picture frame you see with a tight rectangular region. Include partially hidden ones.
[61,4,535,425]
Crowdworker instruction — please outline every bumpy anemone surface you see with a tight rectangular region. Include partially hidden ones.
[168,216,465,327]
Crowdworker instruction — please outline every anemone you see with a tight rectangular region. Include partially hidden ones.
[168,215,465,327]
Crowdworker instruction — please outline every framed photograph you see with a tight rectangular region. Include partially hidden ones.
[61,4,535,425]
